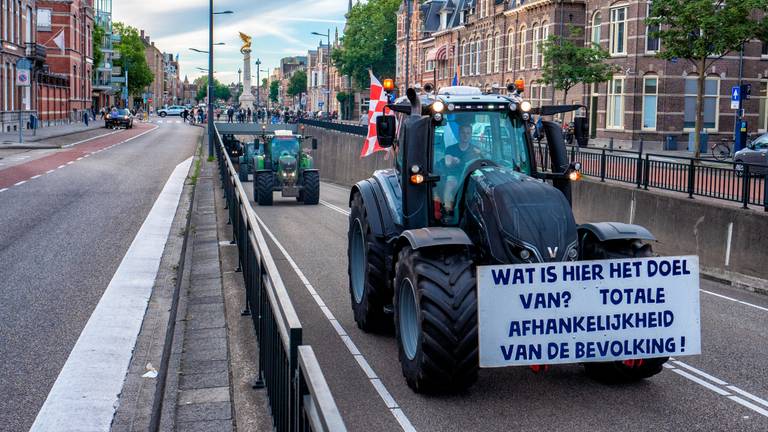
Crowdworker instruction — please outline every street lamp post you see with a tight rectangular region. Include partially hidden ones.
[255,58,262,109]
[206,6,233,157]
[312,30,331,115]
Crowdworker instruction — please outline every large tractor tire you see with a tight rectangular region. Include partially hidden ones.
[238,163,249,182]
[581,238,668,383]
[394,246,478,393]
[255,172,273,206]
[348,192,390,332]
[302,171,320,205]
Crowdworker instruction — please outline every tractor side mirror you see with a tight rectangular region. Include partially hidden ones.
[312,138,318,150]
[376,115,396,148]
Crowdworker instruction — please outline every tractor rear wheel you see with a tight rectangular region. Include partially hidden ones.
[255,172,273,206]
[581,238,668,383]
[302,171,320,205]
[394,246,478,393]
[348,192,390,332]
[238,163,249,182]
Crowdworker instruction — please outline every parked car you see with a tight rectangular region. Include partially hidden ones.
[105,109,134,129]
[734,133,768,176]
[157,105,185,117]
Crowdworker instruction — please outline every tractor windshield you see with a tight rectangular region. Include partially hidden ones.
[271,136,299,158]
[432,110,530,224]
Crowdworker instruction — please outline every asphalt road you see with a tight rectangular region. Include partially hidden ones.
[241,177,768,432]
[0,120,200,431]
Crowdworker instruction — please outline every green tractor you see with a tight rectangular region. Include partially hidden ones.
[238,139,263,182]
[347,85,667,393]
[253,130,320,206]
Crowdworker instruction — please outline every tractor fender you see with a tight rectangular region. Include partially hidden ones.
[350,177,399,238]
[578,222,656,242]
[397,227,473,252]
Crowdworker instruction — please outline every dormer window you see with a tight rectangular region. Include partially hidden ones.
[440,11,447,30]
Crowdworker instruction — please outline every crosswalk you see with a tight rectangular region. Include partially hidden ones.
[154,119,183,124]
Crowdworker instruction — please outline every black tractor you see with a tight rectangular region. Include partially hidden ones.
[347,85,665,393]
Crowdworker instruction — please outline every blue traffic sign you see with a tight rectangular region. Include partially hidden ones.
[731,86,741,102]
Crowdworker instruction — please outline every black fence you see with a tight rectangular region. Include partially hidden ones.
[299,118,367,136]
[535,143,767,211]
[214,128,347,432]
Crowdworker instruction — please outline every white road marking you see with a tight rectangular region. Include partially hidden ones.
[175,120,181,124]
[320,200,350,216]
[0,188,8,192]
[251,210,416,431]
[671,360,728,385]
[728,386,768,408]
[30,175,41,180]
[76,157,84,161]
[320,182,350,193]
[729,396,768,418]
[700,289,768,313]
[61,130,119,148]
[46,170,55,174]
[57,165,66,169]
[671,369,731,396]
[66,161,73,165]
[30,157,193,431]
[14,180,26,186]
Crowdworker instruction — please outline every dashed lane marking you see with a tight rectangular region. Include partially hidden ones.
[30,157,192,431]
[0,188,7,192]
[250,210,417,431]
[61,130,120,148]
[30,175,41,180]
[14,180,26,186]
[46,170,54,174]
[57,165,65,169]
[320,200,350,216]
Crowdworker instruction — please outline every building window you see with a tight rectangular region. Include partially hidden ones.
[591,11,601,46]
[759,81,767,132]
[646,4,660,53]
[642,76,658,130]
[486,35,493,75]
[426,59,435,72]
[609,6,627,56]
[461,42,468,77]
[475,40,481,75]
[540,22,548,67]
[607,77,625,129]
[762,42,768,57]
[506,30,515,71]
[520,26,527,70]
[532,24,540,68]
[684,77,719,130]
[494,33,501,73]
[469,41,475,76]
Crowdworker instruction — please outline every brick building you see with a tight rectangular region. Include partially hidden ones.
[397,0,768,150]
[92,0,114,111]
[140,29,162,112]
[0,0,40,132]
[37,0,93,123]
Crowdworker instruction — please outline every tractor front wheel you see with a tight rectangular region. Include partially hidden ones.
[581,238,668,383]
[255,172,273,206]
[302,171,320,205]
[238,163,249,182]
[394,246,478,393]
[348,192,390,332]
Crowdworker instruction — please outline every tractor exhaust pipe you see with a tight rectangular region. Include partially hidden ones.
[406,88,421,117]
[542,120,572,204]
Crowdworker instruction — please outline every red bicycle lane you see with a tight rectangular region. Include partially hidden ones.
[0,123,158,190]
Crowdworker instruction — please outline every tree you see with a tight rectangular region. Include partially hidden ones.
[331,0,400,89]
[269,80,279,104]
[194,76,231,102]
[261,78,268,90]
[112,22,154,99]
[648,0,768,157]
[92,24,105,78]
[287,70,307,97]
[540,26,617,105]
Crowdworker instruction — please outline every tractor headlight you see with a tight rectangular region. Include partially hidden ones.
[520,101,532,112]
[432,101,445,113]
[519,249,531,260]
[433,113,443,122]
[508,103,517,111]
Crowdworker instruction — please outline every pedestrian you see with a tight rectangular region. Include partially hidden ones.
[83,110,90,126]
[227,106,234,123]
[247,107,252,123]
[182,108,189,123]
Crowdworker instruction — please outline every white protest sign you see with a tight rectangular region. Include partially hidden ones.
[477,256,700,368]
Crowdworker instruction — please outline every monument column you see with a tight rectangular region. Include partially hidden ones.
[238,32,256,107]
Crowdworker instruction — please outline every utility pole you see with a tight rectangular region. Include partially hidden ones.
[735,43,745,152]
[207,0,214,157]
[255,58,261,109]
[404,0,412,90]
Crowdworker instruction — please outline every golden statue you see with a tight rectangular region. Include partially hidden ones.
[239,32,252,54]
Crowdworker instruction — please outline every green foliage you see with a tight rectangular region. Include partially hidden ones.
[92,24,105,77]
[194,76,231,102]
[540,26,616,103]
[262,78,268,89]
[336,91,348,102]
[287,70,307,97]
[269,80,279,103]
[112,22,154,97]
[332,0,400,89]
[647,0,768,156]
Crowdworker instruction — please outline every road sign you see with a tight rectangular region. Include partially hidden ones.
[16,68,30,87]
[112,76,126,83]
[148,98,153,103]
[731,86,741,109]
[318,101,324,107]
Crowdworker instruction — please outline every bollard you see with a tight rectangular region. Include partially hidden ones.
[609,137,614,151]
[639,138,644,154]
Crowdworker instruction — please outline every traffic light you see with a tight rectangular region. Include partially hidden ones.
[741,83,752,100]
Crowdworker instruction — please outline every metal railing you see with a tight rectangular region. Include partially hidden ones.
[214,127,347,432]
[535,143,767,211]
[298,118,367,136]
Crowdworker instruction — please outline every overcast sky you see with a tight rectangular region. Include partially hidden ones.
[113,0,350,84]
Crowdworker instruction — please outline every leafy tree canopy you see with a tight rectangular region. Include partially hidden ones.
[332,0,400,89]
[287,70,307,97]
[92,24,105,77]
[194,76,231,102]
[540,26,617,104]
[269,80,279,103]
[112,22,154,97]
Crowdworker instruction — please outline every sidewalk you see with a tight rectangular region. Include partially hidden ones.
[0,120,106,146]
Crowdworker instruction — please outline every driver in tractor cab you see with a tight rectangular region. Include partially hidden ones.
[436,123,484,217]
